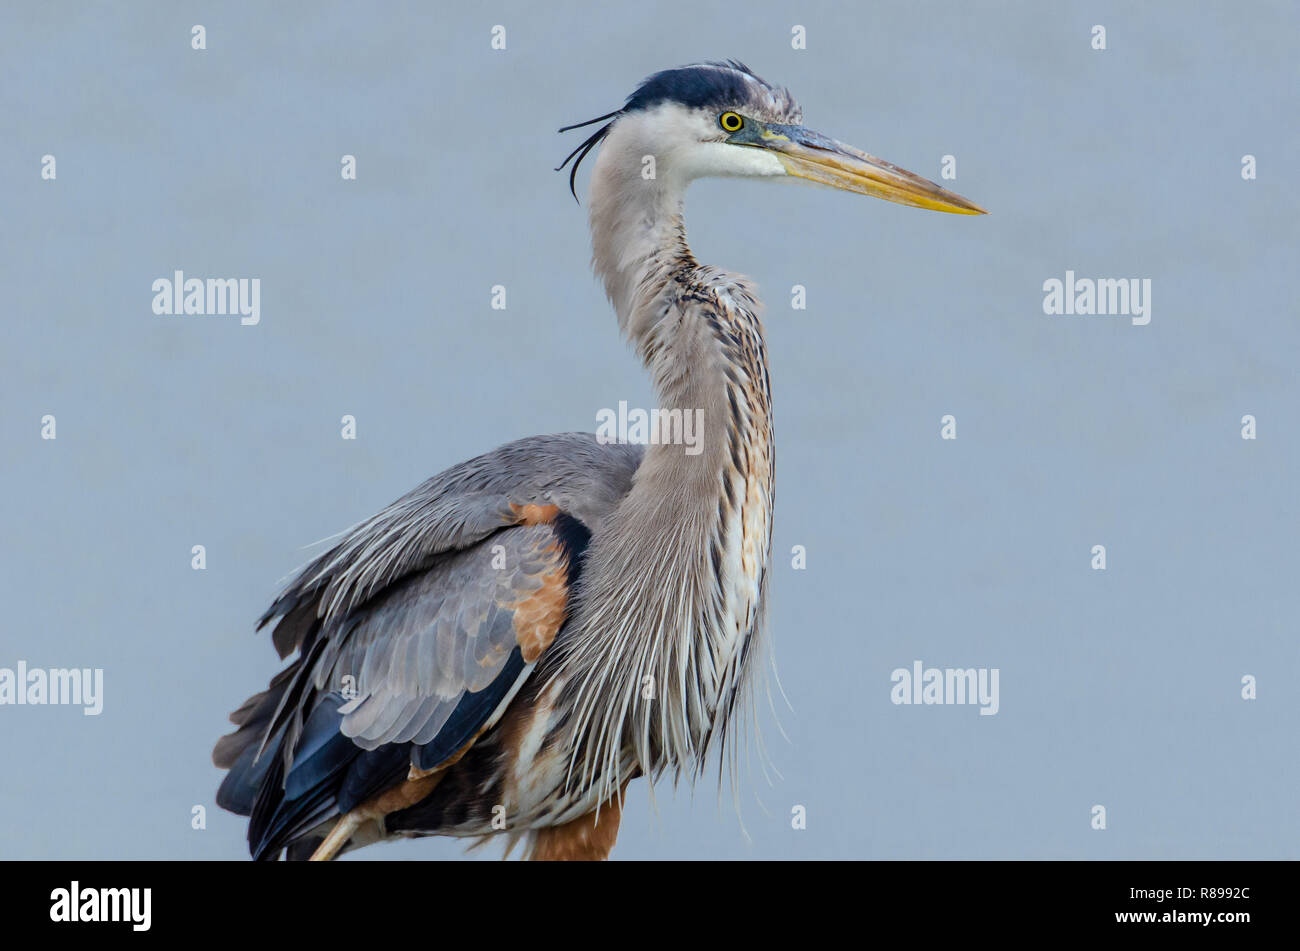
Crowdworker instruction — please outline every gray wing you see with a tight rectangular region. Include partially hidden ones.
[316,522,570,750]
[262,431,642,658]
[212,433,642,855]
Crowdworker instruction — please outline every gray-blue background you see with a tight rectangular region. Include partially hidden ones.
[2,1,1296,859]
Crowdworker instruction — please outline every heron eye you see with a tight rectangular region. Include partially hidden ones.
[719,112,744,133]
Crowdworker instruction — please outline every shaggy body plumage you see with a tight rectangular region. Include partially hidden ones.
[214,60,983,860]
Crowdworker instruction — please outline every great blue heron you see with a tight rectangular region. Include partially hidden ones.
[213,60,984,861]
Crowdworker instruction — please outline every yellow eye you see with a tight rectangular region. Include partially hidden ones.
[719,111,744,133]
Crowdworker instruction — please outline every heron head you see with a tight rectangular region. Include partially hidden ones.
[559,60,986,215]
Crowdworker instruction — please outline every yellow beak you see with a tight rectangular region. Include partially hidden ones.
[757,125,987,215]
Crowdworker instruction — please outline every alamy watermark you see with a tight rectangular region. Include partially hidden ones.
[0,661,103,715]
[890,660,999,716]
[1042,270,1151,326]
[50,882,150,931]
[152,270,260,325]
[596,400,704,456]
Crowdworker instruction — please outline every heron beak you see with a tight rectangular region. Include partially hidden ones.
[757,124,987,215]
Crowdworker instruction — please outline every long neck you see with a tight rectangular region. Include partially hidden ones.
[555,133,775,796]
[588,142,694,349]
[587,136,765,491]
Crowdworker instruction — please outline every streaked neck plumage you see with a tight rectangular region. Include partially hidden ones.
[548,116,775,806]
[586,117,770,485]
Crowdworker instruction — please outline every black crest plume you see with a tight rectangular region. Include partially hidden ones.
[556,63,773,203]
[555,110,620,203]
